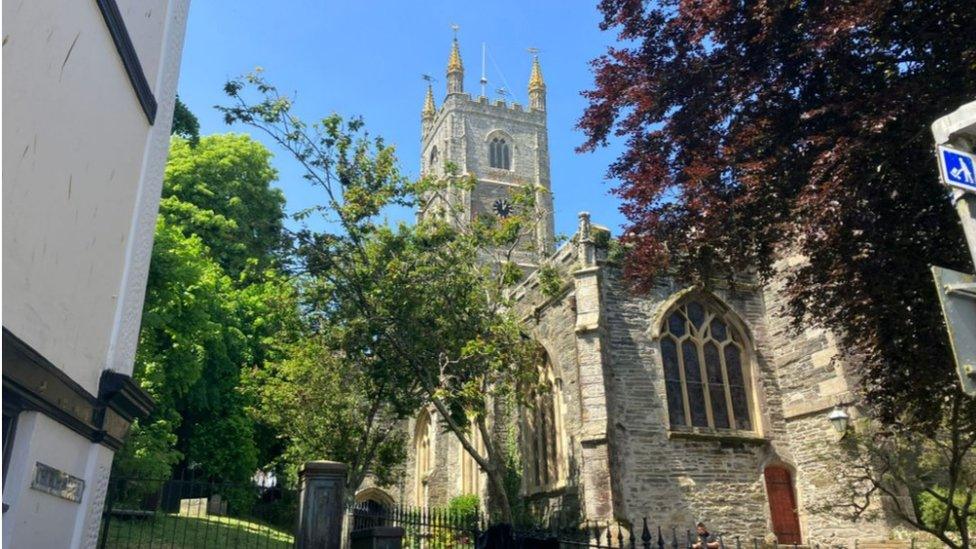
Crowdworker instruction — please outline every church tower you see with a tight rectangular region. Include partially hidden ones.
[420,38,556,270]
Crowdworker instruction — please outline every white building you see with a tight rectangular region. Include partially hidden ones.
[2,1,190,546]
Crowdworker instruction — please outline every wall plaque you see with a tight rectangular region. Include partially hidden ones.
[30,462,85,503]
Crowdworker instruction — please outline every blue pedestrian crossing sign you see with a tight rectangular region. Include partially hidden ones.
[937,144,976,193]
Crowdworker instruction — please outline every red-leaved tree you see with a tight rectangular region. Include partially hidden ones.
[578,0,975,430]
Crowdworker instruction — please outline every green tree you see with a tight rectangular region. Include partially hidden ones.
[827,394,974,548]
[171,96,200,146]
[245,332,407,491]
[162,134,287,278]
[119,129,294,484]
[219,73,545,521]
[114,218,228,479]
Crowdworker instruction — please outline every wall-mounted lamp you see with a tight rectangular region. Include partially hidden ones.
[827,406,851,435]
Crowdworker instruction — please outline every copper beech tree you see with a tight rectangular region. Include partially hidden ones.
[578,0,975,542]
[579,0,974,425]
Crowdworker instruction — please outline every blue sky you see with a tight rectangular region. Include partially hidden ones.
[176,0,627,238]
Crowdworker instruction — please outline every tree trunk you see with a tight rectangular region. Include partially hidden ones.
[484,459,512,524]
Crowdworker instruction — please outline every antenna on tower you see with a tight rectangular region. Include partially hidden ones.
[527,46,541,57]
[480,43,488,98]
[450,23,460,39]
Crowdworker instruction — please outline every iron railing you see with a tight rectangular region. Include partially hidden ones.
[347,501,484,548]
[348,504,921,549]
[97,476,297,548]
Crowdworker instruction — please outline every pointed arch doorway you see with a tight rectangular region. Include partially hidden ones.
[764,465,802,545]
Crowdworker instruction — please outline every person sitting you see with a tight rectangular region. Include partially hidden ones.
[692,522,721,549]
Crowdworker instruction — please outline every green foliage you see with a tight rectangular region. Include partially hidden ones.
[421,496,481,548]
[115,219,228,480]
[118,130,293,487]
[448,494,480,519]
[500,262,525,286]
[219,72,546,521]
[171,96,200,146]
[823,394,975,548]
[537,265,564,299]
[605,238,626,264]
[591,227,610,249]
[919,489,975,535]
[500,393,528,526]
[163,134,287,278]
[244,333,407,488]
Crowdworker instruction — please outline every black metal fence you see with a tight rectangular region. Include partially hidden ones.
[511,520,917,549]
[97,476,297,548]
[517,519,762,549]
[347,504,919,549]
[347,501,485,548]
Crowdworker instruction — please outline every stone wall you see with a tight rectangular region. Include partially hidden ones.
[395,219,900,545]
[761,257,895,545]
[516,241,589,521]
[599,265,778,538]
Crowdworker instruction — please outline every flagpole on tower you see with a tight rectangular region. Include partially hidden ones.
[481,43,488,98]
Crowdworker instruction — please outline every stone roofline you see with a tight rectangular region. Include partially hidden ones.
[510,212,612,317]
[444,92,547,116]
[508,211,766,318]
[423,94,547,149]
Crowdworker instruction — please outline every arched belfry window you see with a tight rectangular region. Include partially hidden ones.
[414,410,432,506]
[660,299,754,431]
[489,137,511,170]
[520,348,566,492]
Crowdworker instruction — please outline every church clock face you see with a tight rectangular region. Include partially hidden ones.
[492,198,513,218]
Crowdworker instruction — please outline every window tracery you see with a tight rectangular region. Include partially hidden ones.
[660,299,754,432]
[489,137,511,170]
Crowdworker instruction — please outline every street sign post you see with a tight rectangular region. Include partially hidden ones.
[932,104,976,396]
[937,144,976,193]
[931,265,976,396]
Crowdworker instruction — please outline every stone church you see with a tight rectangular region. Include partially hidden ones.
[364,38,904,547]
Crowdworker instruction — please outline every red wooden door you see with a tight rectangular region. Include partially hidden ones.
[764,466,802,545]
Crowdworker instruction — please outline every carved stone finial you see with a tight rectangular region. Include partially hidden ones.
[578,211,592,240]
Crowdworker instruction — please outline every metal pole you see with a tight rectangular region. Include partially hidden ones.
[953,189,976,270]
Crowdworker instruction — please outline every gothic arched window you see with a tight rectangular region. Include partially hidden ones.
[520,349,566,492]
[414,410,432,506]
[489,137,511,170]
[660,299,754,432]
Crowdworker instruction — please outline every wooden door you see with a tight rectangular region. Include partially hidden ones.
[764,466,802,545]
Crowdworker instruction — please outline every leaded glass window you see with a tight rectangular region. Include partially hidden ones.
[489,137,511,170]
[660,300,753,431]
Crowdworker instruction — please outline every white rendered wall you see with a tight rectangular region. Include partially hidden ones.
[1,414,115,548]
[2,0,190,547]
[2,0,184,393]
